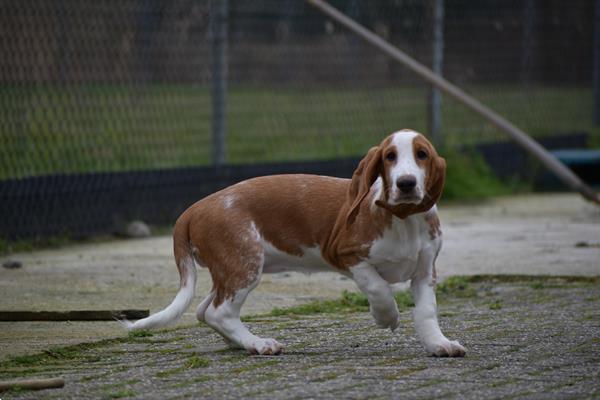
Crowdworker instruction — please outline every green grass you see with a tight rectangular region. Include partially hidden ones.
[155,354,210,378]
[2,342,102,368]
[529,281,545,290]
[1,84,596,180]
[269,289,414,317]
[489,299,503,310]
[127,330,154,339]
[185,355,210,369]
[436,276,478,299]
[103,389,137,399]
[269,291,369,316]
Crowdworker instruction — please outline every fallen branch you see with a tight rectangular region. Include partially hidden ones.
[0,378,65,392]
[0,310,149,321]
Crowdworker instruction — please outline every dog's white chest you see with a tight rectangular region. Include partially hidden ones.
[368,216,427,283]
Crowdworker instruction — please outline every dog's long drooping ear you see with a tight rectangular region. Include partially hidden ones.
[346,146,383,227]
[416,155,446,213]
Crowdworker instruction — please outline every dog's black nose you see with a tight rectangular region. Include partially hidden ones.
[396,176,417,193]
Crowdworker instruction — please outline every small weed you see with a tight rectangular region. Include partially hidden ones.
[529,281,545,290]
[439,311,457,317]
[311,372,339,382]
[488,299,503,310]
[155,367,183,378]
[103,389,136,399]
[155,354,210,378]
[185,355,210,368]
[341,290,370,308]
[128,330,153,339]
[44,347,82,359]
[437,276,477,299]
[483,362,501,370]
[394,290,415,310]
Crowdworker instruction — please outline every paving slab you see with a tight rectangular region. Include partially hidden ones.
[0,193,598,362]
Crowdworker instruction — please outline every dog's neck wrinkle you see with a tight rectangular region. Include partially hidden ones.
[376,201,419,220]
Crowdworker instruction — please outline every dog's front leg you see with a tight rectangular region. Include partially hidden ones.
[411,251,466,357]
[350,262,400,331]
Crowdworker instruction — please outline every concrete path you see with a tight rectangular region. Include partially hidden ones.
[0,193,598,361]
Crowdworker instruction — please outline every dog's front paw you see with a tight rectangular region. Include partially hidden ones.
[247,338,284,355]
[427,339,466,357]
[371,307,400,331]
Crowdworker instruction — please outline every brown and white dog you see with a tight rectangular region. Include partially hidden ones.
[126,129,466,357]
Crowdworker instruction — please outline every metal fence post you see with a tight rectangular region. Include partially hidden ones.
[593,0,600,125]
[211,0,228,166]
[428,0,444,147]
[521,0,536,86]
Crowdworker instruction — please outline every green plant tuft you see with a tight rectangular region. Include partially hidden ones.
[489,299,503,310]
[104,389,137,399]
[529,281,545,290]
[128,330,153,338]
[437,276,478,298]
[269,289,415,317]
[185,355,210,369]
[394,291,415,310]
[442,149,513,201]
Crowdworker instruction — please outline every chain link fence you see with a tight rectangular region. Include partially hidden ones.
[0,0,597,239]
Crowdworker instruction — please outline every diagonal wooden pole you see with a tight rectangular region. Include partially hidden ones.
[307,0,600,205]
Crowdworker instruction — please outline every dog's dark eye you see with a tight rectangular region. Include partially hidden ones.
[416,149,428,160]
[385,152,396,162]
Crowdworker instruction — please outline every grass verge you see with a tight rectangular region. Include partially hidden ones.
[1,84,597,180]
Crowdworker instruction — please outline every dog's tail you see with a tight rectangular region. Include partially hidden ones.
[123,209,197,331]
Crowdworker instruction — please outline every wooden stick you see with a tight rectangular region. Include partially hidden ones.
[0,309,149,321]
[306,0,600,205]
[0,378,65,392]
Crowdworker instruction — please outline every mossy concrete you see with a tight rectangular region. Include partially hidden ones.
[0,279,598,399]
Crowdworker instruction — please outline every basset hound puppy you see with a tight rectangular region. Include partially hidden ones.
[125,129,466,357]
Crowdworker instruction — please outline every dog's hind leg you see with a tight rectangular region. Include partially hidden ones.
[191,217,282,355]
[195,291,215,322]
[196,291,233,348]
[203,266,283,355]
